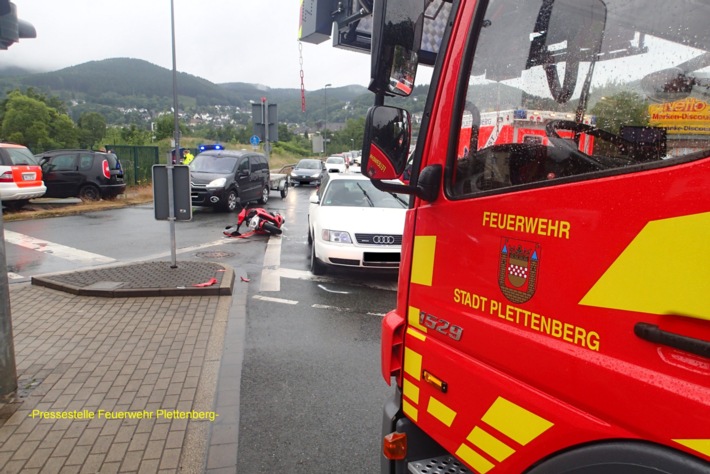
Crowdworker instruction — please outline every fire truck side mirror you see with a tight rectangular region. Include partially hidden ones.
[362,105,411,180]
[368,0,423,96]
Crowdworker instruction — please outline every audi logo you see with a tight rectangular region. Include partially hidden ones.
[372,235,396,244]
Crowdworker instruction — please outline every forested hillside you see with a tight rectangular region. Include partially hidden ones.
[0,58,377,127]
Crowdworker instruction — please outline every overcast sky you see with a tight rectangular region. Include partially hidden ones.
[3,0,373,90]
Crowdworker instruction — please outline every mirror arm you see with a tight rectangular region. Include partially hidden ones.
[414,164,441,202]
[369,164,441,203]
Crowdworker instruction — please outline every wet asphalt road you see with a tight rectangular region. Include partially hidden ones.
[3,183,397,473]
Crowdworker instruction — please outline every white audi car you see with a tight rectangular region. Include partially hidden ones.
[307,173,408,275]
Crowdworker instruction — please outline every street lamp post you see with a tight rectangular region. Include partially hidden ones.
[324,83,331,156]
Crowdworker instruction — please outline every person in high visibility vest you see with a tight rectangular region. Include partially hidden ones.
[183,150,194,165]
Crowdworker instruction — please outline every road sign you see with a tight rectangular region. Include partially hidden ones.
[153,165,192,221]
[250,135,261,146]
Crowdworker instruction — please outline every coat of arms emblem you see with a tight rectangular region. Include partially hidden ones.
[498,238,541,303]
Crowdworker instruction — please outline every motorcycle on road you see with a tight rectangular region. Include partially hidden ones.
[224,206,285,237]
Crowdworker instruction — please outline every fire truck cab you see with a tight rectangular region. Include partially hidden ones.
[302,0,710,472]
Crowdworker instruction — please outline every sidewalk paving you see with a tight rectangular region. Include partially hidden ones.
[0,260,243,473]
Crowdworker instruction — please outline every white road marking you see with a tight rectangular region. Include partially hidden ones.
[312,304,351,311]
[260,236,282,292]
[317,284,349,294]
[8,272,24,280]
[253,295,298,305]
[4,230,116,264]
[276,267,397,291]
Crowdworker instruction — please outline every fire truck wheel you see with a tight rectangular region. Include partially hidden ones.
[526,441,710,474]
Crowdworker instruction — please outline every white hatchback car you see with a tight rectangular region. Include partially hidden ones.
[324,155,348,174]
[308,173,408,275]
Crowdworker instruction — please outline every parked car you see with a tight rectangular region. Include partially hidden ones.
[290,158,326,185]
[0,143,46,210]
[307,173,408,275]
[325,155,348,173]
[189,149,270,212]
[35,149,126,201]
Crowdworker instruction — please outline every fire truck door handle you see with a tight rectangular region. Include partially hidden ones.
[634,322,710,359]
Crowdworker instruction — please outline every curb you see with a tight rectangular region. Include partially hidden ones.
[31,261,234,297]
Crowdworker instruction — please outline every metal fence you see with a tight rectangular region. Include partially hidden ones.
[105,145,160,186]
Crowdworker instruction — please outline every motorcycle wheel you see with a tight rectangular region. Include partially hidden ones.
[262,222,282,235]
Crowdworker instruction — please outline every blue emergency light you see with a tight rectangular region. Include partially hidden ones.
[198,144,224,151]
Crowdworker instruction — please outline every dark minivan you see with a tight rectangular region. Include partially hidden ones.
[35,149,126,201]
[189,150,270,212]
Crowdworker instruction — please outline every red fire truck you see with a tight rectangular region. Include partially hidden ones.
[301,0,710,472]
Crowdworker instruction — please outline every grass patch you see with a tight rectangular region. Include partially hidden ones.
[2,185,155,222]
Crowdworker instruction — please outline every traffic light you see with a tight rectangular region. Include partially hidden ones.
[0,1,36,50]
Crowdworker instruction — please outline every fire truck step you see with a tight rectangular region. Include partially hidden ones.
[408,456,471,474]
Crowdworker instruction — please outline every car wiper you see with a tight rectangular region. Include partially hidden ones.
[356,183,375,207]
[388,192,408,207]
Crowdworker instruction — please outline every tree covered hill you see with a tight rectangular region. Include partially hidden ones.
[0,58,374,126]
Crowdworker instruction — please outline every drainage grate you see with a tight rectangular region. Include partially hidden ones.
[195,251,235,259]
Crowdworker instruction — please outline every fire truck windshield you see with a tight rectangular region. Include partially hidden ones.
[448,0,710,197]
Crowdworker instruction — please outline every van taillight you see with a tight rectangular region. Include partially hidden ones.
[381,311,406,387]
[0,171,13,182]
[102,160,110,179]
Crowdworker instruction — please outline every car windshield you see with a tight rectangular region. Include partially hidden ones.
[190,155,238,173]
[322,179,408,208]
[326,157,344,164]
[296,160,321,169]
[9,148,39,165]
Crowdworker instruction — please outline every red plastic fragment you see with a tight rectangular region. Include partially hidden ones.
[193,277,217,287]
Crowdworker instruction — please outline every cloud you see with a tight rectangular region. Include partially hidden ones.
[3,0,373,90]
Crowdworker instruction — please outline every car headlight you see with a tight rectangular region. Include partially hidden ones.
[207,177,227,189]
[322,229,352,243]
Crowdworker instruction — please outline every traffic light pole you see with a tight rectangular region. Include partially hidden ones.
[168,0,179,268]
[0,206,18,396]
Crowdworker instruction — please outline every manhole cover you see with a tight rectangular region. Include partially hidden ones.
[195,251,235,259]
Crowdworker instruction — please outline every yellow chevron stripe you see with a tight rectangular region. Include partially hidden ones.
[403,379,420,405]
[580,212,710,320]
[406,327,426,341]
[427,396,457,427]
[404,348,422,381]
[411,235,436,286]
[674,439,710,458]
[403,399,419,422]
[482,397,553,445]
[467,426,515,462]
[408,305,427,333]
[455,444,495,474]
